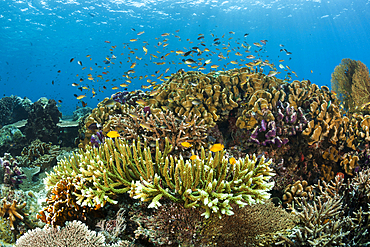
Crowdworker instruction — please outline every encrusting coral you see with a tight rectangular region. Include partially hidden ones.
[44,137,275,219]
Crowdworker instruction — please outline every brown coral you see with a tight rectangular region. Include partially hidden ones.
[18,139,60,170]
[37,178,96,226]
[107,108,208,152]
[0,198,27,230]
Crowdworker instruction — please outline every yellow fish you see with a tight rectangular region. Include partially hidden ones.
[136,99,147,106]
[210,143,224,152]
[181,141,193,148]
[140,123,151,130]
[107,130,120,138]
[190,155,198,160]
[76,95,86,100]
[229,157,236,165]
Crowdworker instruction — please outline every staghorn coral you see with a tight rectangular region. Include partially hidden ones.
[44,137,275,219]
[107,108,208,152]
[277,196,352,246]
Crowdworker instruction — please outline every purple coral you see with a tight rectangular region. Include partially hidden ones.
[90,130,105,148]
[248,101,307,148]
[1,154,26,188]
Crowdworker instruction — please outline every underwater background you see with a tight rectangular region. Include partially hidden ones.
[2,0,370,246]
[1,0,369,116]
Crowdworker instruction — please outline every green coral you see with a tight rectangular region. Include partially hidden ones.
[45,138,275,218]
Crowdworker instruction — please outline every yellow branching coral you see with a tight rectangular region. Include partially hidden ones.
[45,138,275,219]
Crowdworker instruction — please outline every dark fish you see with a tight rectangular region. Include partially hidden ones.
[77,61,83,66]
[70,58,74,63]
[184,51,192,56]
[88,13,95,17]
[197,36,204,40]
[244,33,249,37]
[88,123,100,130]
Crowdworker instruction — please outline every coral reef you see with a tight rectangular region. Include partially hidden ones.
[148,68,283,127]
[0,124,27,157]
[0,153,26,188]
[0,197,27,230]
[37,177,96,226]
[107,108,208,152]
[23,98,62,144]
[331,58,370,112]
[45,137,275,218]
[17,139,60,171]
[0,95,32,127]
[134,199,297,246]
[16,220,130,247]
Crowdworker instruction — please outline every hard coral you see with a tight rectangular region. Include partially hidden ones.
[45,137,275,219]
[16,220,110,247]
[0,198,27,230]
[24,98,62,144]
[0,95,32,126]
[38,177,95,227]
[18,139,60,170]
[0,154,26,188]
[148,67,278,127]
[108,108,208,152]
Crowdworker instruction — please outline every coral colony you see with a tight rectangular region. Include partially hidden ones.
[1,58,370,246]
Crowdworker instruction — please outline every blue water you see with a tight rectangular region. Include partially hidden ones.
[1,0,370,116]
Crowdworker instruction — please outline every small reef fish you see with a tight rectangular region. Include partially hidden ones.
[140,123,152,130]
[103,99,116,107]
[136,99,147,106]
[107,130,120,138]
[190,155,198,160]
[210,143,224,152]
[229,157,236,165]
[76,95,86,100]
[181,141,193,148]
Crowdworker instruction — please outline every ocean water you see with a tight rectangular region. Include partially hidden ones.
[1,0,370,116]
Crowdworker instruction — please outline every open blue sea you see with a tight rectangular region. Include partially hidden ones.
[1,0,370,116]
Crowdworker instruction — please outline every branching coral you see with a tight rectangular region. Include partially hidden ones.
[37,177,95,226]
[0,154,26,188]
[107,108,208,152]
[45,137,275,219]
[16,220,123,247]
[0,198,27,230]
